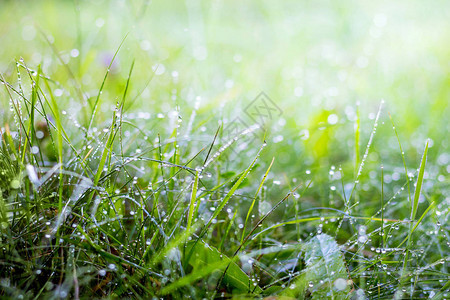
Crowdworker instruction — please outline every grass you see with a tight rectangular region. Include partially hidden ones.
[0,0,449,299]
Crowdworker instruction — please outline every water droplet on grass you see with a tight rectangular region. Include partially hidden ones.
[334,278,347,291]
[10,179,20,189]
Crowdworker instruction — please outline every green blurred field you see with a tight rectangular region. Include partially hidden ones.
[2,0,449,160]
[1,0,449,198]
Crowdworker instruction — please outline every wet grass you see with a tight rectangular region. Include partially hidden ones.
[0,0,449,299]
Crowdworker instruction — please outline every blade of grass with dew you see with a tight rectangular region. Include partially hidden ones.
[1,72,31,157]
[41,68,66,221]
[380,165,385,248]
[169,108,182,206]
[339,100,383,241]
[20,66,39,166]
[411,140,429,221]
[219,209,237,251]
[251,213,405,241]
[22,66,41,224]
[1,124,18,160]
[400,140,429,286]
[349,100,384,204]
[23,64,52,168]
[187,170,199,233]
[397,201,434,248]
[354,101,360,176]
[389,112,412,206]
[85,109,120,207]
[108,60,134,187]
[241,157,274,243]
[199,144,265,238]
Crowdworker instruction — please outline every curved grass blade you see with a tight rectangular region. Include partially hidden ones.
[241,157,274,243]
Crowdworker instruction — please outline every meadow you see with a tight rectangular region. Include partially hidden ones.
[0,0,449,299]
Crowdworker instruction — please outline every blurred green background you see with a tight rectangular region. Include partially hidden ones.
[0,0,449,193]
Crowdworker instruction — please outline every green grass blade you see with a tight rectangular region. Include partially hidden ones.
[241,157,274,243]
[354,101,360,175]
[199,144,264,237]
[187,170,199,233]
[397,201,434,248]
[389,113,412,205]
[400,139,429,288]
[411,140,429,221]
[219,209,237,251]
